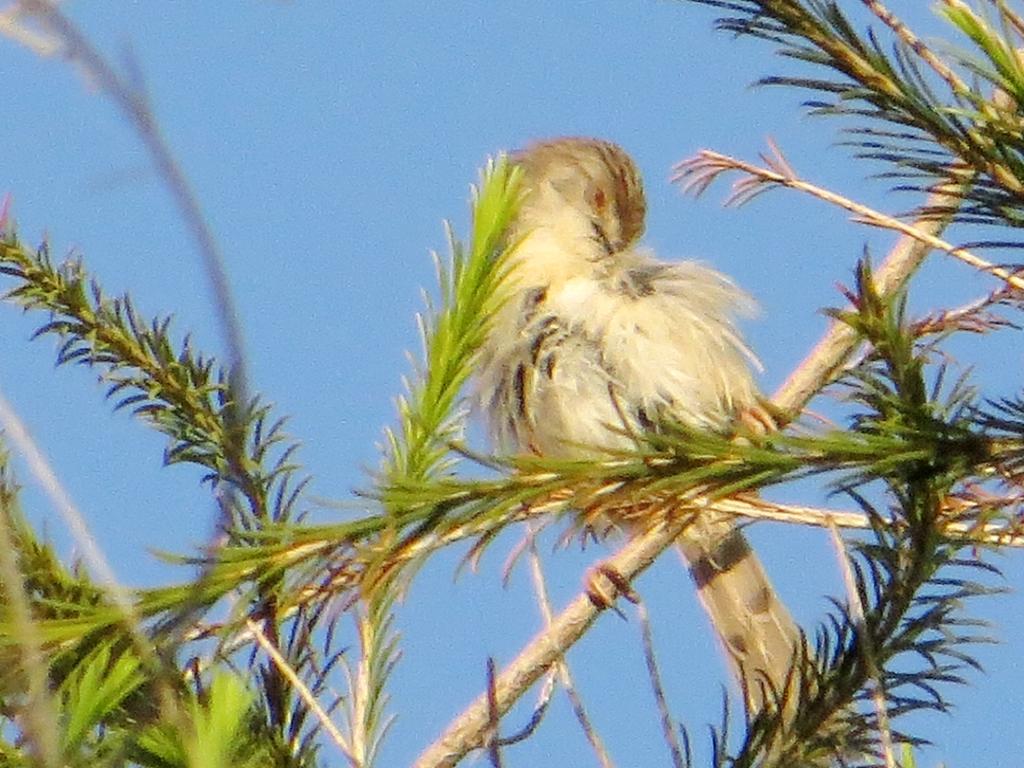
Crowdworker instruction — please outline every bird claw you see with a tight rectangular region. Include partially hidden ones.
[585,561,639,617]
[736,404,777,436]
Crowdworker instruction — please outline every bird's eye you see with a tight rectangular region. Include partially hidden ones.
[591,220,614,256]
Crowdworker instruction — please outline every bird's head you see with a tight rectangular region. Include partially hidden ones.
[511,137,647,256]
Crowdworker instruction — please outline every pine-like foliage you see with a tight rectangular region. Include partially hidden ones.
[0,159,524,767]
[2,3,1024,767]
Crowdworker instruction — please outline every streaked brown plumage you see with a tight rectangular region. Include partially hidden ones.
[476,137,801,712]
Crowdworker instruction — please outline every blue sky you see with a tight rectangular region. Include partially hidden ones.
[3,1,1022,765]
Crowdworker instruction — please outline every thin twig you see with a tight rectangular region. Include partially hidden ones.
[716,496,1024,547]
[771,183,971,415]
[485,658,504,768]
[0,387,195,752]
[247,618,357,763]
[0,390,141,626]
[493,670,557,746]
[186,488,1024,661]
[8,0,254,651]
[0,1,57,54]
[526,532,614,768]
[825,519,896,768]
[636,599,687,768]
[910,285,1019,337]
[677,149,1017,292]
[861,0,970,97]
[413,512,691,768]
[677,144,972,415]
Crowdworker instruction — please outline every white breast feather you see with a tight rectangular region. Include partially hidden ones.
[477,230,760,456]
[546,251,760,433]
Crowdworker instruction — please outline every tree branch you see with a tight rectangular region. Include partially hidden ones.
[413,511,692,768]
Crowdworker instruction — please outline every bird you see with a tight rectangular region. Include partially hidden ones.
[475,136,802,713]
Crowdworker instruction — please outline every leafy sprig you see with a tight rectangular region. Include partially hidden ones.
[710,262,1002,767]
[0,234,306,529]
[0,229,321,763]
[686,0,1024,231]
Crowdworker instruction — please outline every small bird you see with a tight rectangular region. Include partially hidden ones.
[476,137,800,712]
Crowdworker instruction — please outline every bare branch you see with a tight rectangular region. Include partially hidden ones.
[677,151,1012,297]
[413,512,692,768]
[527,533,614,768]
[248,618,358,765]
[717,495,1024,547]
[861,0,970,97]
[636,599,687,768]
[826,519,895,768]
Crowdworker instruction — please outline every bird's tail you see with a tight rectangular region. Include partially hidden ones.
[675,518,803,715]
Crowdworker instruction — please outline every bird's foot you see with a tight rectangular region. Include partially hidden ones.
[584,561,639,617]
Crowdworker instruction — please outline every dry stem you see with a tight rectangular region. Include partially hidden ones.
[676,149,1018,294]
[826,519,896,768]
[861,0,969,97]
[412,512,690,768]
[0,1,56,54]
[526,535,613,767]
[248,619,358,764]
